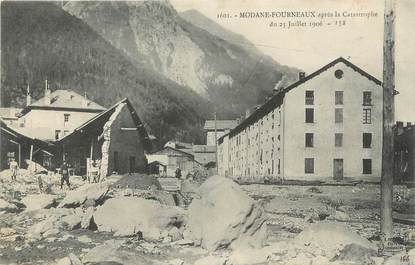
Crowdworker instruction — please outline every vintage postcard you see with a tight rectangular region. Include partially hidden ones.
[0,0,414,264]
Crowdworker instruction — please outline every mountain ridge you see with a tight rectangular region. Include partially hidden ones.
[1,1,212,145]
[63,1,299,117]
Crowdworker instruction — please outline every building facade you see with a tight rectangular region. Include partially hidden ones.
[16,84,105,140]
[57,98,150,176]
[146,146,202,178]
[204,120,237,146]
[0,108,22,127]
[218,58,383,182]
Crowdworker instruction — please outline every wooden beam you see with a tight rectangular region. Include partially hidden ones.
[29,144,33,161]
[120,128,138,131]
[90,139,94,160]
[381,0,395,241]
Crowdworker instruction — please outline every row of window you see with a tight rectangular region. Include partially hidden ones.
[305,90,372,105]
[304,158,372,174]
[305,108,372,124]
[305,133,372,148]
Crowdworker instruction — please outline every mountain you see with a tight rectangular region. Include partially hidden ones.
[1,1,212,145]
[180,9,258,55]
[62,1,299,117]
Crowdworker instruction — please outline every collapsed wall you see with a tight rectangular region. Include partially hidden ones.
[100,103,147,177]
[100,103,124,177]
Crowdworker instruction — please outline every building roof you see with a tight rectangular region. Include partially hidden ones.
[150,146,194,158]
[0,108,22,120]
[0,120,53,147]
[57,98,151,150]
[192,145,216,153]
[229,57,382,137]
[20,90,105,115]
[164,140,193,150]
[204,120,237,131]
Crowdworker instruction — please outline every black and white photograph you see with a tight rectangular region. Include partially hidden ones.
[0,0,414,264]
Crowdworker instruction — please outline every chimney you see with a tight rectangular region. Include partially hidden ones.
[299,72,306,80]
[26,83,31,106]
[245,109,251,118]
[83,92,90,107]
[44,80,51,105]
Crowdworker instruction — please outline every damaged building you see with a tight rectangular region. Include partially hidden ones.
[1,82,151,177]
[0,120,54,171]
[55,98,150,176]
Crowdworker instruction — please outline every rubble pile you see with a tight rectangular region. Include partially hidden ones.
[58,182,110,208]
[0,169,414,265]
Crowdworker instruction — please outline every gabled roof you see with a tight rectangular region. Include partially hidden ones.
[164,140,193,149]
[150,146,194,158]
[230,57,382,137]
[20,90,105,115]
[57,98,151,150]
[204,120,237,131]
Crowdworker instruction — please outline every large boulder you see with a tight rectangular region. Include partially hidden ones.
[58,182,109,208]
[295,222,376,256]
[93,197,186,240]
[184,176,267,251]
[333,243,377,263]
[82,240,151,265]
[22,194,57,211]
[0,198,18,212]
[27,208,80,238]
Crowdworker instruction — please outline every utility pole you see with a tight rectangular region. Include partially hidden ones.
[381,0,395,242]
[214,111,218,174]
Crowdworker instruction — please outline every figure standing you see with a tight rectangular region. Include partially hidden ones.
[9,158,18,181]
[60,160,71,189]
[175,167,182,179]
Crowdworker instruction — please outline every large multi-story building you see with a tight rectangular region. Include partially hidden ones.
[218,57,383,182]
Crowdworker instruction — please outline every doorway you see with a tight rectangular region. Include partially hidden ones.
[129,156,136,173]
[333,159,344,180]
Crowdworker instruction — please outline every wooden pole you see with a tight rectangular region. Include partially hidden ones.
[29,144,33,161]
[214,111,218,174]
[381,0,395,241]
[90,139,94,160]
[18,143,21,168]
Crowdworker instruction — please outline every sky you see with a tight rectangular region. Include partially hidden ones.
[171,0,415,122]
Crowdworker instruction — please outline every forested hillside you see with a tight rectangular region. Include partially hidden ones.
[1,1,212,144]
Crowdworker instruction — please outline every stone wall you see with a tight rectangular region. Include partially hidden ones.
[100,103,147,176]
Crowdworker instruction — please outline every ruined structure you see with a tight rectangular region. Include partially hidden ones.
[56,98,150,176]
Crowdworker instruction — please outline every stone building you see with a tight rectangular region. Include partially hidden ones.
[16,81,105,140]
[218,57,384,182]
[56,98,150,176]
[204,120,237,146]
[146,146,202,178]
